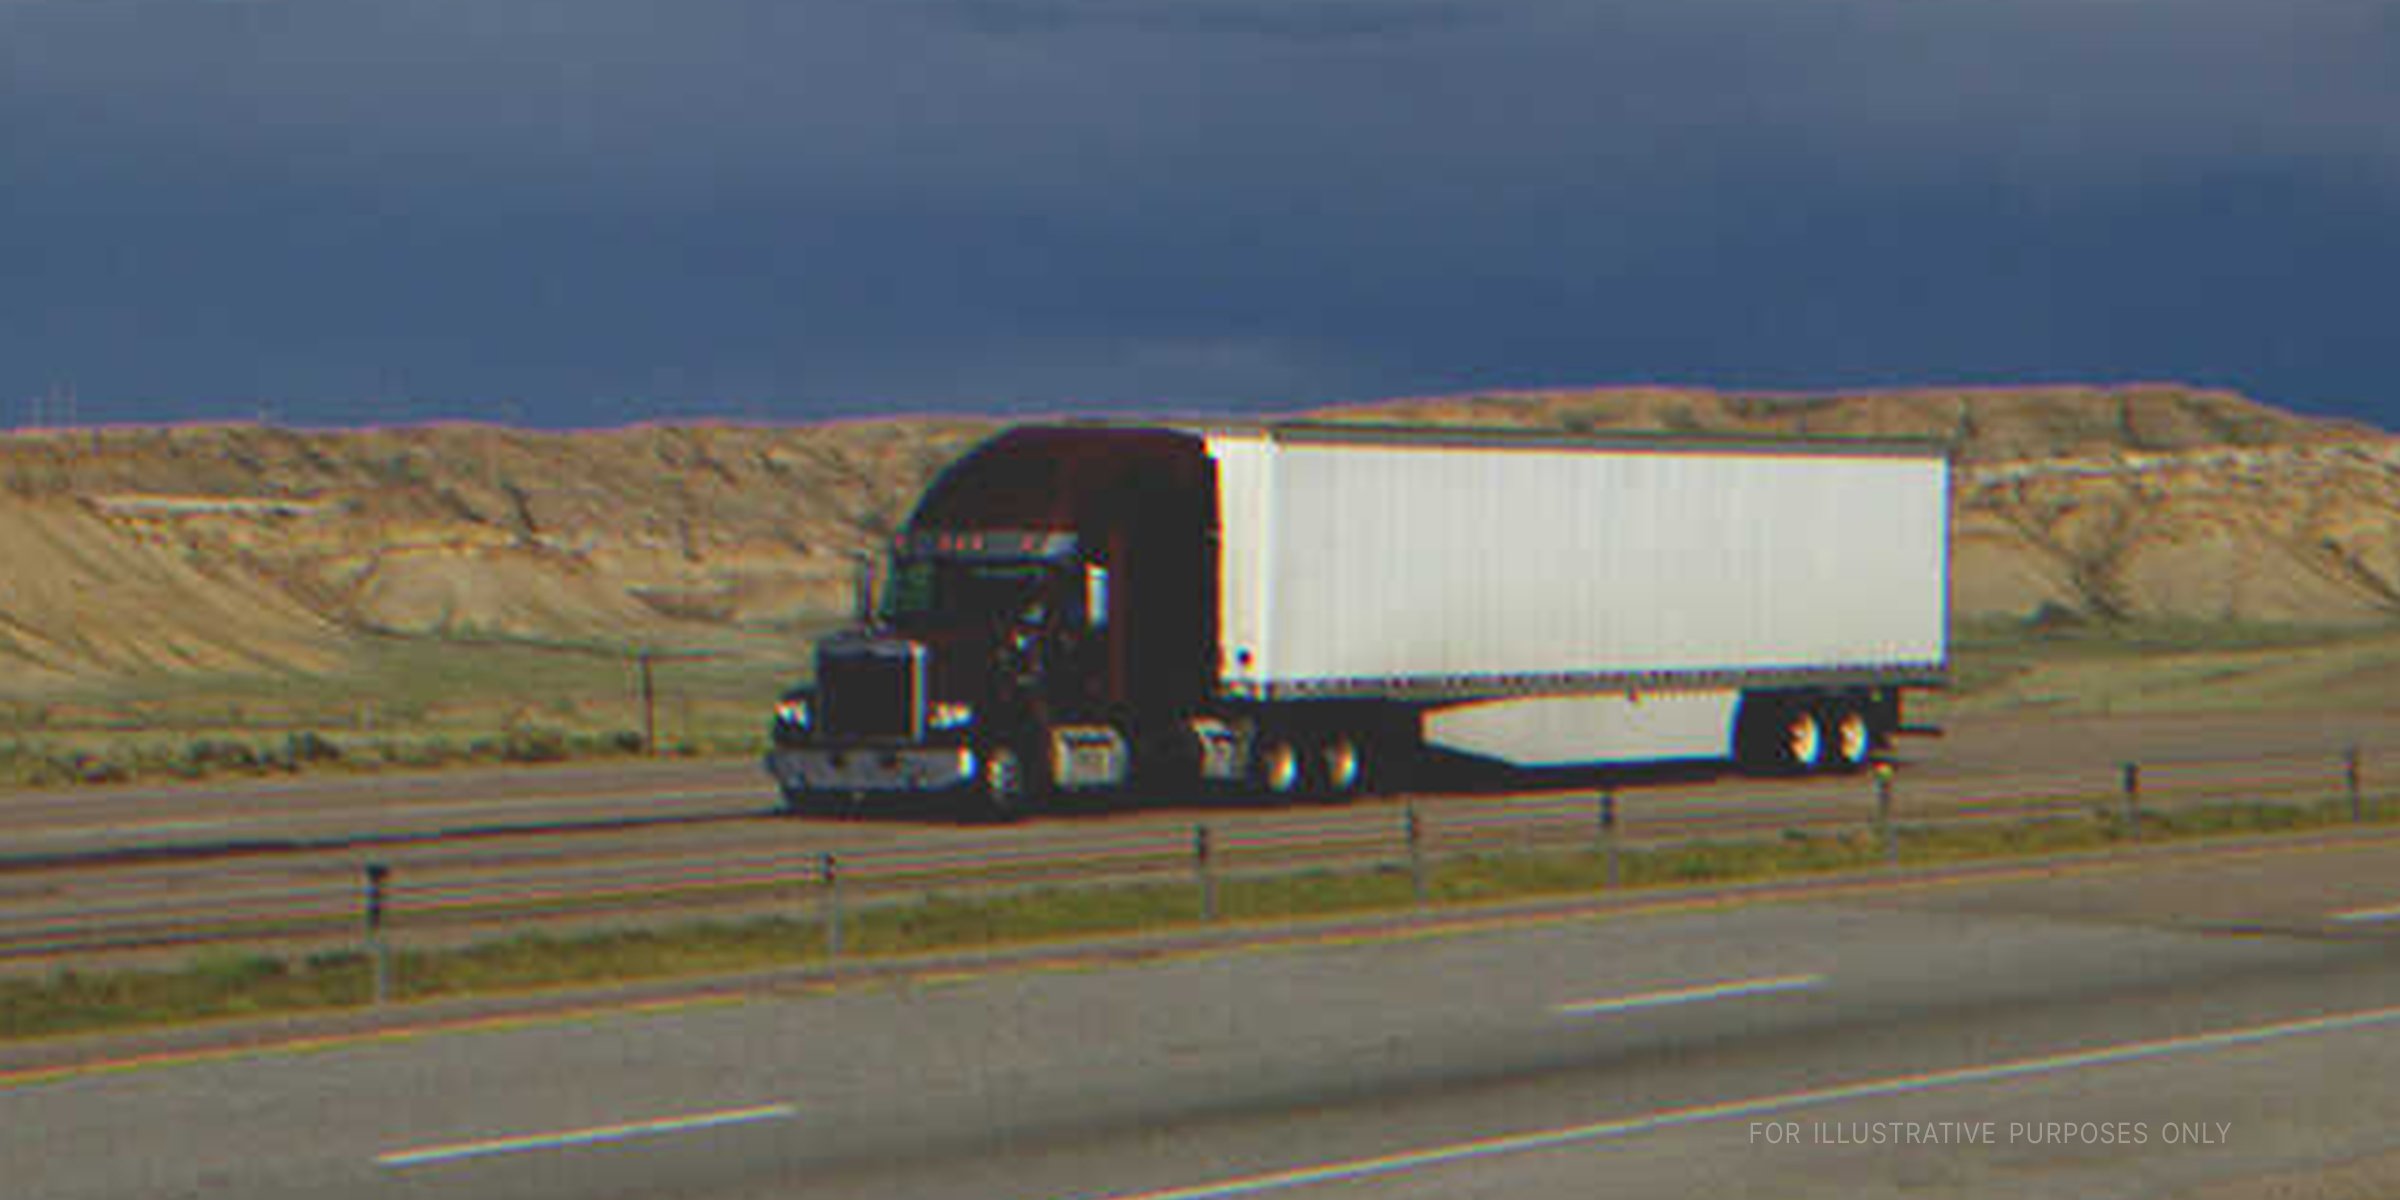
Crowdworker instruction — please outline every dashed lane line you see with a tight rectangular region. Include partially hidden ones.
[1551,973,1826,1017]
[376,1102,796,1168]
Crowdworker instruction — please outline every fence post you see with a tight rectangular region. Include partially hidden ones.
[362,862,392,1006]
[1405,802,1427,905]
[1875,764,1898,867]
[638,649,658,756]
[2348,745,2364,823]
[2121,762,2142,840]
[1598,789,1619,889]
[821,852,843,960]
[1194,825,1216,922]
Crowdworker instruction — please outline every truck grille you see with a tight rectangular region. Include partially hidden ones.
[817,643,922,740]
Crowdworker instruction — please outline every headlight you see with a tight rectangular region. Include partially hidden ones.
[928,701,975,731]
[774,698,812,729]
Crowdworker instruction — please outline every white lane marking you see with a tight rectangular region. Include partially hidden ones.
[1551,973,1825,1017]
[2330,902,2400,924]
[1093,1002,2400,1200]
[375,1102,795,1169]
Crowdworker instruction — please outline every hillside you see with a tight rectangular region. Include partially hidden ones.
[0,420,992,687]
[1316,383,2377,461]
[0,384,2392,693]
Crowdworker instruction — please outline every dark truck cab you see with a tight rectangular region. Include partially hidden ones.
[766,427,1221,817]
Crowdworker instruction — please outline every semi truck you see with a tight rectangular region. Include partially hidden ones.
[765,422,1949,818]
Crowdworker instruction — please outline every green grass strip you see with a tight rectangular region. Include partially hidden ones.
[3,794,2391,1043]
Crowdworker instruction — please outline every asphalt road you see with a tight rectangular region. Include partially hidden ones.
[7,835,2400,1199]
[5,711,2397,861]
[0,758,771,861]
[1,710,2395,965]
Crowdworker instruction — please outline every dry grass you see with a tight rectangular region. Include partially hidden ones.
[1936,618,2400,717]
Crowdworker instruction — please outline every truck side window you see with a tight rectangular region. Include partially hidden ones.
[884,560,935,620]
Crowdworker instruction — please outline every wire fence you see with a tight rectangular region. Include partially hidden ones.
[0,745,2388,984]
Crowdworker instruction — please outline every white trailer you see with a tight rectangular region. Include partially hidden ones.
[1202,424,1949,769]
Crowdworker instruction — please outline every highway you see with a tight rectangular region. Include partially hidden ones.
[0,711,2394,965]
[7,833,2400,1198]
[0,758,772,862]
[5,711,2396,861]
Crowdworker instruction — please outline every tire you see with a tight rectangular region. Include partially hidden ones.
[1255,735,1307,801]
[1823,699,1873,773]
[1779,705,1829,774]
[1318,733,1365,801]
[974,740,1041,822]
[1735,696,1825,776]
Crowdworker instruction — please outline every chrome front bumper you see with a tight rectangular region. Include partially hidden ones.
[764,744,977,795]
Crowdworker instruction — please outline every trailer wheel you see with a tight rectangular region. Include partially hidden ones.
[1737,697,1824,776]
[1825,701,1873,773]
[1781,706,1828,773]
[1319,734,1364,800]
[1255,736,1306,800]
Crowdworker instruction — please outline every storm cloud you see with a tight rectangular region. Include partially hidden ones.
[3,0,2395,426]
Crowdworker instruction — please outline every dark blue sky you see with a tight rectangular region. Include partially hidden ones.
[5,0,2397,430]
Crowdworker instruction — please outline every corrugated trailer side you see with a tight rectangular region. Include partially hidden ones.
[1206,426,1949,701]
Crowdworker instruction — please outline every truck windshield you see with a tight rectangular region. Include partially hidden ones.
[882,557,1058,629]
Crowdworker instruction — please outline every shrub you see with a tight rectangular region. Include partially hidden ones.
[284,731,344,765]
[2025,601,2089,634]
[70,752,130,785]
[501,726,569,763]
[182,738,259,773]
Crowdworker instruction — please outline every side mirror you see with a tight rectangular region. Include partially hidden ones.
[1084,564,1110,631]
[851,551,879,624]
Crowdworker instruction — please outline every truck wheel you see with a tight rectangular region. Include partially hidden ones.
[1318,734,1365,800]
[1824,700,1873,773]
[976,742,1040,822]
[1255,736,1307,801]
